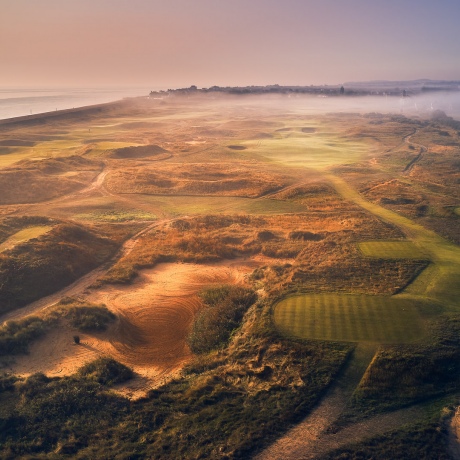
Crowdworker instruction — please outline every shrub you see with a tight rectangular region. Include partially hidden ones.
[66,305,116,332]
[188,286,257,354]
[78,357,133,385]
[0,316,49,355]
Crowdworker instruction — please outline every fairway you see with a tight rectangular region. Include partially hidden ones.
[136,195,307,216]
[358,241,428,259]
[0,226,54,252]
[273,294,425,343]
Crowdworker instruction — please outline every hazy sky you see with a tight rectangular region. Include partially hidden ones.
[1,0,459,89]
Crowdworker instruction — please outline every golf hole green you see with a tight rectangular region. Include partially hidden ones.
[273,294,425,343]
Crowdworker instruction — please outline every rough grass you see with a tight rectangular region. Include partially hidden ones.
[55,298,116,332]
[75,210,157,222]
[188,285,257,353]
[0,316,49,355]
[319,416,452,460]
[273,294,425,343]
[0,299,115,356]
[358,240,428,259]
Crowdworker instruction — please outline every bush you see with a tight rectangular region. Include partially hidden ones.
[0,316,49,355]
[66,305,116,332]
[188,286,257,354]
[78,357,133,385]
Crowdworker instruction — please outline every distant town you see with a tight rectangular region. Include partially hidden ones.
[150,80,460,98]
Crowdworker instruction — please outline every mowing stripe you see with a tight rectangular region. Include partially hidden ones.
[273,294,424,344]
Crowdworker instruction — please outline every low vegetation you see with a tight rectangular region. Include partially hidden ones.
[0,95,459,458]
[319,408,453,460]
[56,297,116,332]
[0,316,48,355]
[0,299,115,356]
[188,285,257,353]
[0,156,102,204]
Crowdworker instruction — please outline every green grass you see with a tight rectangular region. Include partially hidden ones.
[358,240,428,259]
[75,210,157,222]
[274,294,425,343]
[0,226,54,252]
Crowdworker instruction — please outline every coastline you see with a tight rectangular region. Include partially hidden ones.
[0,98,135,127]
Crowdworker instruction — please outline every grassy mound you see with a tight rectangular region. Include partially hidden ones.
[57,298,116,332]
[0,223,118,314]
[0,300,115,356]
[78,357,133,385]
[0,156,101,204]
[347,315,460,416]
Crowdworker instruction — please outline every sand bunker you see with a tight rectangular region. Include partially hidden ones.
[8,260,258,398]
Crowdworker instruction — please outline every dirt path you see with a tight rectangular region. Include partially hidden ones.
[256,344,376,459]
[403,129,427,173]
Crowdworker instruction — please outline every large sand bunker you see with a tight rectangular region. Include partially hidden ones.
[9,260,258,398]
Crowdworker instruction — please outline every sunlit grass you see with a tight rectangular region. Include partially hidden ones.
[75,210,157,222]
[240,132,375,169]
[0,226,54,252]
[358,241,428,259]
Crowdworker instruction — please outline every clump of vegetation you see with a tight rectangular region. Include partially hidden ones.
[289,230,323,241]
[78,357,133,385]
[188,285,257,354]
[0,299,116,357]
[0,373,17,392]
[0,316,49,355]
[57,299,116,332]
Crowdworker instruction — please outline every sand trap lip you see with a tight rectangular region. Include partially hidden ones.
[7,259,260,398]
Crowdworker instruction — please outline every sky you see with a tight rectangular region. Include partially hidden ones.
[1,0,459,89]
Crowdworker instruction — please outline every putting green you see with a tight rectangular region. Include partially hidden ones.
[243,131,375,169]
[358,241,428,259]
[274,294,424,343]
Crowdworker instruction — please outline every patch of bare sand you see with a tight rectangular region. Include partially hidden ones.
[8,259,259,399]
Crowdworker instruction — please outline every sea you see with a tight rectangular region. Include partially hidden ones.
[0,87,155,121]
